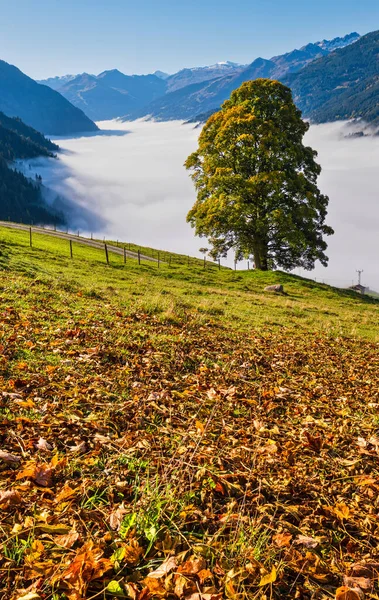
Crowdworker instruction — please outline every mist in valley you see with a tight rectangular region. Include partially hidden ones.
[27,119,379,291]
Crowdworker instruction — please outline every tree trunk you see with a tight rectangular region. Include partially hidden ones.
[253,240,269,271]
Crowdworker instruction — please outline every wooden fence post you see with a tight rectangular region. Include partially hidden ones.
[69,239,73,259]
[247,261,250,271]
[105,243,109,264]
[29,227,32,248]
[77,230,80,237]
[123,247,126,264]
[203,256,206,269]
[138,250,141,265]
[218,259,220,270]
[158,251,160,268]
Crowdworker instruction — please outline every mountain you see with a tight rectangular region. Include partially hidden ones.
[153,71,170,80]
[0,113,63,224]
[0,60,98,135]
[37,74,79,91]
[165,61,245,93]
[315,31,360,52]
[283,30,379,124]
[39,69,167,121]
[129,32,361,121]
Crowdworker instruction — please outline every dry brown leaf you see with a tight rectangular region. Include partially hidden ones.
[0,489,22,507]
[109,505,127,530]
[334,502,350,520]
[343,576,373,591]
[335,586,364,600]
[0,449,21,464]
[54,531,80,549]
[175,573,197,598]
[273,532,292,548]
[56,483,78,503]
[16,461,53,487]
[178,556,207,576]
[53,540,112,597]
[148,556,178,578]
[294,534,319,549]
[143,577,167,597]
[35,437,52,452]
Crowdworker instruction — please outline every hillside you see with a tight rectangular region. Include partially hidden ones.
[39,70,167,121]
[283,30,379,124]
[129,33,360,121]
[0,225,378,600]
[0,60,98,135]
[0,114,63,224]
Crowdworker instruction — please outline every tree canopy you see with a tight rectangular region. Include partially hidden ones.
[185,78,334,271]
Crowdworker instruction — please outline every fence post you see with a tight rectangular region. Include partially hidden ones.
[105,243,109,264]
[169,255,172,267]
[158,251,160,268]
[123,246,126,264]
[247,261,250,271]
[138,250,141,265]
[29,227,32,248]
[203,256,206,269]
[218,259,220,270]
[187,255,190,267]
[234,261,237,271]
[91,233,93,240]
[69,239,73,259]
[77,230,80,237]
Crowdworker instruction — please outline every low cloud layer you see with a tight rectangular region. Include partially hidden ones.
[27,119,379,291]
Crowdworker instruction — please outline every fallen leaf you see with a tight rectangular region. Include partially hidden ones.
[148,556,178,578]
[106,580,126,596]
[54,531,80,548]
[16,462,53,487]
[0,489,22,507]
[259,565,277,586]
[273,532,292,548]
[334,503,350,520]
[35,437,52,452]
[0,449,21,464]
[335,586,364,600]
[294,534,319,549]
[343,576,373,591]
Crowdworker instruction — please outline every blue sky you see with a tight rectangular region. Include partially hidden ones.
[0,0,378,79]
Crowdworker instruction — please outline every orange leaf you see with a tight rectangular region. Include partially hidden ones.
[335,586,364,600]
[16,462,53,487]
[273,532,292,548]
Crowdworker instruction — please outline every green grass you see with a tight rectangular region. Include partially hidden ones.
[0,225,378,341]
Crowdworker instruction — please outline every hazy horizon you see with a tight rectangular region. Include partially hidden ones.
[20,119,379,292]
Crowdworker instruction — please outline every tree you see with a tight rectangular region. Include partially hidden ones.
[185,79,334,271]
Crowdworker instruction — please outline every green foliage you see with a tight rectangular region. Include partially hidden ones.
[185,79,334,271]
[285,30,379,124]
[0,113,64,225]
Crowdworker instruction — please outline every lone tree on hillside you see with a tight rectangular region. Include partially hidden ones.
[185,79,334,271]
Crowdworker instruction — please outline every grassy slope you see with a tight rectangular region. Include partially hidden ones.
[0,226,379,600]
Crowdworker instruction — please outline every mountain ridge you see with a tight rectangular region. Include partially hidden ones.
[0,60,98,135]
[38,32,360,123]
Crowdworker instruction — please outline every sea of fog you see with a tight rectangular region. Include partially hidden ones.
[21,119,379,290]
